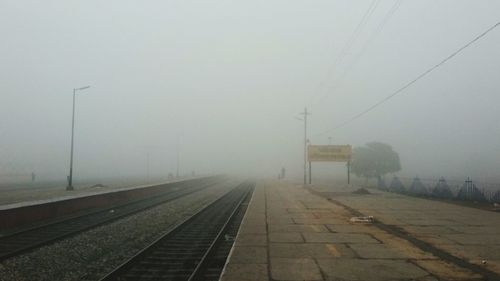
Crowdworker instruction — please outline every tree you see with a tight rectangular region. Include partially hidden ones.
[351,142,401,180]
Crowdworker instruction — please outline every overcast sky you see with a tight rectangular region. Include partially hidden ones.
[1,0,499,183]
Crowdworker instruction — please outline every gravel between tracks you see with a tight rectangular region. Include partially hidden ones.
[0,180,238,281]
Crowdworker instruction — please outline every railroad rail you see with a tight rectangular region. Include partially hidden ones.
[99,181,255,281]
[0,177,224,261]
[188,183,252,281]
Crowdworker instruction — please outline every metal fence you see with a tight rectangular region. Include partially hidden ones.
[378,176,500,203]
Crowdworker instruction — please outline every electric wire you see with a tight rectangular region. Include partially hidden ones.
[315,0,403,104]
[308,0,380,105]
[338,0,380,61]
[315,20,500,136]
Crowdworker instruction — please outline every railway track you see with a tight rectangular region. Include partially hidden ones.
[100,181,255,281]
[0,177,224,261]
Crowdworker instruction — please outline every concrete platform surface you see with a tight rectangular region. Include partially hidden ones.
[220,180,500,281]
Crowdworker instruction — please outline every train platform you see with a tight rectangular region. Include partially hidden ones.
[220,180,500,281]
[0,176,202,209]
[0,176,214,232]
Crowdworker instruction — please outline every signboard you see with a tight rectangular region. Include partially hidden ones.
[308,145,352,162]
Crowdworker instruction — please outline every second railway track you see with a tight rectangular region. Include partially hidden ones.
[0,177,224,261]
[100,181,255,281]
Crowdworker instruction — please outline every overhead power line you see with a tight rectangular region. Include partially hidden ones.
[308,0,380,105]
[316,20,500,136]
[315,0,403,104]
[337,0,380,61]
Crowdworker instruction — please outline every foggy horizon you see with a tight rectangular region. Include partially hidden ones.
[1,1,500,184]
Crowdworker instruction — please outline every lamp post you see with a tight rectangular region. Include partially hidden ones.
[296,108,311,185]
[176,135,180,178]
[146,152,150,184]
[67,86,90,191]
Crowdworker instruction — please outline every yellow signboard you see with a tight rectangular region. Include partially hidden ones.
[308,145,352,162]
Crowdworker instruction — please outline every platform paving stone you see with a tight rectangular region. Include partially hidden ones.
[442,233,500,245]
[413,260,484,280]
[402,225,460,234]
[270,243,355,258]
[228,246,267,263]
[348,243,411,259]
[267,217,295,225]
[326,224,379,233]
[220,180,497,281]
[286,208,333,213]
[293,217,351,225]
[316,259,431,281]
[239,223,266,234]
[448,225,500,234]
[438,244,500,260]
[269,224,329,233]
[279,212,320,219]
[302,232,381,244]
[237,233,267,246]
[400,218,464,226]
[221,264,269,281]
[270,258,323,280]
[269,232,304,243]
[409,233,460,247]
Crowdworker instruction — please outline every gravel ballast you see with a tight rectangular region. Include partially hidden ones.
[0,179,238,281]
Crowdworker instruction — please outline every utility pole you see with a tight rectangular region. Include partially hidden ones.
[68,89,76,190]
[67,86,90,191]
[146,152,150,184]
[347,160,351,185]
[298,107,311,185]
[176,135,180,178]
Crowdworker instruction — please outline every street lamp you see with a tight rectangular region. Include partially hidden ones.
[176,135,180,178]
[67,86,91,191]
[296,107,310,185]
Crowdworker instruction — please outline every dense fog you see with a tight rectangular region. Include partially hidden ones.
[1,1,499,184]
